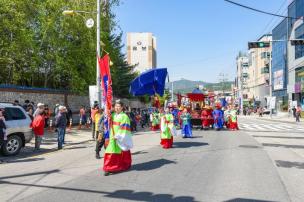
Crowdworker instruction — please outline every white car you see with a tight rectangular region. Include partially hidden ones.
[0,103,33,156]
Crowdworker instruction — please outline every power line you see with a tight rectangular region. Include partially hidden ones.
[224,0,299,20]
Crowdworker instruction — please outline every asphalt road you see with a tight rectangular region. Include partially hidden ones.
[1,117,303,202]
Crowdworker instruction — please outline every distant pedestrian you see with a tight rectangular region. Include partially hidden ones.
[23,100,30,111]
[33,103,45,118]
[54,104,60,117]
[95,108,105,159]
[66,105,73,125]
[0,109,7,149]
[27,107,34,121]
[32,110,45,151]
[296,106,302,122]
[292,106,296,118]
[55,106,67,149]
[91,103,99,140]
[79,106,87,127]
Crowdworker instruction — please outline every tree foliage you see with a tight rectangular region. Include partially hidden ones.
[0,0,136,97]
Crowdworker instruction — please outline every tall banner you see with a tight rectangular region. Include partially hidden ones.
[98,54,112,140]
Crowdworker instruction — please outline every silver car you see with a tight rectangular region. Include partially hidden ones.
[0,103,33,156]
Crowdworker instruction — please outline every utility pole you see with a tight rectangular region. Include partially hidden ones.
[96,0,101,106]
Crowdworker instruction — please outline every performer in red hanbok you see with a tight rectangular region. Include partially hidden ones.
[227,106,239,131]
[201,106,209,130]
[207,105,214,129]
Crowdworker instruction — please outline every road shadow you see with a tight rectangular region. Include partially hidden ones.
[173,142,209,148]
[224,198,276,202]
[132,158,176,171]
[104,189,198,202]
[0,169,60,180]
[0,179,199,202]
[0,147,56,162]
[276,160,304,169]
[262,143,304,149]
[0,157,45,164]
[132,151,148,156]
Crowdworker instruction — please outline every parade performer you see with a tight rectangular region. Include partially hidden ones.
[103,100,133,176]
[228,106,239,131]
[150,110,160,131]
[224,106,231,128]
[213,104,224,130]
[181,108,192,138]
[201,106,209,130]
[207,105,214,128]
[172,107,180,127]
[160,108,174,149]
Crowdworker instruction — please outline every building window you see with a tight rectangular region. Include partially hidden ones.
[142,46,147,51]
[295,24,304,59]
[261,52,271,59]
[261,67,269,74]
[133,46,137,51]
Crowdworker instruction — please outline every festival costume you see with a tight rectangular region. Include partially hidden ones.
[207,108,214,127]
[160,113,174,149]
[181,112,192,138]
[213,108,224,130]
[103,112,133,173]
[201,108,209,129]
[228,109,239,130]
[224,110,230,128]
[150,112,160,131]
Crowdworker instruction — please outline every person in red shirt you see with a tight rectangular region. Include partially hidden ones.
[32,111,45,151]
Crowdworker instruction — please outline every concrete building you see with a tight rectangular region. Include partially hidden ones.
[286,0,304,109]
[127,32,157,73]
[235,52,249,108]
[247,34,272,108]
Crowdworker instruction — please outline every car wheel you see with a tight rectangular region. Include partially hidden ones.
[2,135,22,156]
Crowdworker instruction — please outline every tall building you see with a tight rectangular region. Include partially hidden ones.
[272,18,288,111]
[247,34,272,108]
[286,0,304,109]
[127,32,157,73]
[236,53,249,108]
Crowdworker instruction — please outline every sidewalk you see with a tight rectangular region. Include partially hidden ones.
[240,112,304,124]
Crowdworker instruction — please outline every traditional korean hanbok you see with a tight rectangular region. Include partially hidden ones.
[213,107,224,130]
[224,109,231,128]
[150,112,160,131]
[228,109,239,130]
[160,113,174,149]
[103,112,133,173]
[201,108,209,129]
[181,112,192,138]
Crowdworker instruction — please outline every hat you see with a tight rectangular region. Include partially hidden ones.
[59,106,65,111]
[37,103,44,107]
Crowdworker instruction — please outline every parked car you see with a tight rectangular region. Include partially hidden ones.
[263,108,271,115]
[0,103,33,156]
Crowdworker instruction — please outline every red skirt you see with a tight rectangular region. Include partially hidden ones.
[160,136,173,149]
[103,150,132,172]
[229,122,239,130]
[151,124,160,131]
[202,119,209,127]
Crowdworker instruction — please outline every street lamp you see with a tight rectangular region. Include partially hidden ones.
[62,0,104,106]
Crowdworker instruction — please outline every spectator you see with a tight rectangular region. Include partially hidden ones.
[44,105,50,128]
[292,106,296,118]
[13,100,20,106]
[32,110,45,151]
[27,107,34,121]
[33,103,45,118]
[296,106,302,122]
[79,105,87,127]
[55,106,67,149]
[54,104,60,117]
[23,100,30,111]
[66,105,73,125]
[91,103,99,140]
[0,109,7,149]
[95,108,105,159]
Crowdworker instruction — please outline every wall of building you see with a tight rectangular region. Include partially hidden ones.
[127,32,157,73]
[0,87,90,113]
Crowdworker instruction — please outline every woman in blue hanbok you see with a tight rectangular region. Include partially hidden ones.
[213,104,224,131]
[180,109,192,138]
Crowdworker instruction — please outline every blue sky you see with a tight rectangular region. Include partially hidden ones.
[114,0,291,82]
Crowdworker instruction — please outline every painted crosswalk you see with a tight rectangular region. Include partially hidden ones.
[238,123,304,132]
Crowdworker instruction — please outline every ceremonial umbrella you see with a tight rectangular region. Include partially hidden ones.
[130,68,168,96]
